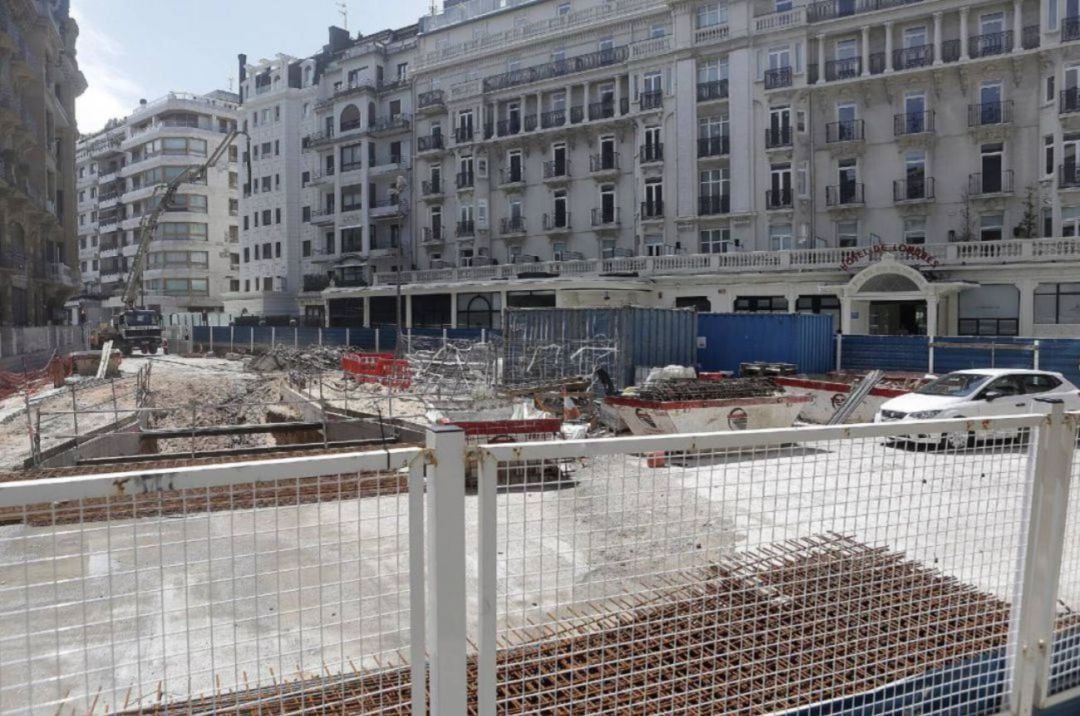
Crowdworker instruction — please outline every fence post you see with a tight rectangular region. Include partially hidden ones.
[294,327,298,348]
[230,325,234,352]
[375,327,380,352]
[835,333,842,372]
[928,338,935,375]
[443,327,448,348]
[408,459,428,716]
[271,326,276,348]
[1008,400,1077,714]
[425,426,467,716]
[477,452,499,716]
[346,327,350,347]
[319,327,323,346]
[1033,340,1040,371]
[250,328,254,353]
[209,325,214,353]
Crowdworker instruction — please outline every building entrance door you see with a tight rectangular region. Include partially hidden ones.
[869,300,927,335]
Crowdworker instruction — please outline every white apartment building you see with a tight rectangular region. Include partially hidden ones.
[227,26,418,325]
[301,0,1080,338]
[74,91,240,316]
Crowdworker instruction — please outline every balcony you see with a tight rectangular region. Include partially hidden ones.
[764,67,793,90]
[893,176,935,202]
[541,109,566,129]
[370,198,404,219]
[370,115,411,136]
[369,238,401,257]
[765,126,793,149]
[698,194,730,216]
[417,90,446,114]
[941,39,961,62]
[894,110,935,136]
[641,144,663,164]
[589,153,620,176]
[825,183,864,207]
[1065,16,1080,42]
[499,167,525,189]
[497,118,521,137]
[417,134,445,153]
[591,207,621,228]
[1061,89,1080,115]
[543,213,572,233]
[825,119,864,144]
[640,200,664,220]
[524,115,539,132]
[639,91,663,111]
[500,216,527,235]
[892,44,933,70]
[1022,25,1041,49]
[543,160,570,182]
[697,135,730,158]
[570,106,585,123]
[421,179,442,197]
[697,80,729,102]
[968,101,1012,127]
[455,126,475,143]
[311,208,336,225]
[483,45,629,93]
[303,130,335,148]
[456,171,475,190]
[423,226,445,244]
[806,0,924,24]
[588,101,616,121]
[1059,164,1080,189]
[969,30,1013,58]
[766,188,793,210]
[456,220,476,238]
[824,57,862,81]
[969,170,1014,195]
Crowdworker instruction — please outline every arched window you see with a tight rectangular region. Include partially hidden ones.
[460,294,493,328]
[340,104,361,132]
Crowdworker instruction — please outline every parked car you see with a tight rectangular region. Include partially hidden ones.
[874,369,1080,449]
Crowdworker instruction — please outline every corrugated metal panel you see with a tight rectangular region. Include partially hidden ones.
[503,307,696,389]
[697,314,835,374]
[840,335,929,373]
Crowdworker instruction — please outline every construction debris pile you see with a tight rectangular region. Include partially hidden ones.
[137,534,1033,715]
[633,377,780,402]
[247,344,351,373]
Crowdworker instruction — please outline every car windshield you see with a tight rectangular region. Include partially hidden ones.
[126,311,157,325]
[917,373,990,397]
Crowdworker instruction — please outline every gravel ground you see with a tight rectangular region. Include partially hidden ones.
[1,433,1075,714]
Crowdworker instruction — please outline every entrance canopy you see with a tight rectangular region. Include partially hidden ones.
[826,254,974,335]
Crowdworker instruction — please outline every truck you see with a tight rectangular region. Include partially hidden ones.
[88,129,248,356]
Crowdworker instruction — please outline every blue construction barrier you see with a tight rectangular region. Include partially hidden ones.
[840,335,1080,385]
[697,313,835,374]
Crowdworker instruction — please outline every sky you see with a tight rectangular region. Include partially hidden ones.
[71,0,433,135]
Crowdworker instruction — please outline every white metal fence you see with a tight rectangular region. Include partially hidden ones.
[1,410,1079,714]
[0,326,87,361]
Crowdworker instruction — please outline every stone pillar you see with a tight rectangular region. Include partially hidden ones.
[1013,0,1023,50]
[840,294,853,334]
[405,293,413,328]
[817,35,826,84]
[934,13,944,64]
[885,22,894,71]
[1018,279,1037,336]
[861,27,871,76]
[785,288,800,313]
[363,295,371,327]
[449,291,458,328]
[961,8,970,59]
[926,294,939,338]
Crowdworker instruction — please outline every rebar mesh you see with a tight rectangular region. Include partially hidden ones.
[0,464,419,715]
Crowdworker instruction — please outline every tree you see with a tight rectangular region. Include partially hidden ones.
[954,186,976,242]
[1013,184,1043,238]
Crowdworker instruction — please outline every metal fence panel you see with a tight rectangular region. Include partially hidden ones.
[1049,417,1080,703]
[0,449,425,715]
[697,313,834,374]
[476,416,1045,714]
[841,335,930,372]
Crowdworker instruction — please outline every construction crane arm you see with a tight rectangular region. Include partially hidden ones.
[121,128,250,309]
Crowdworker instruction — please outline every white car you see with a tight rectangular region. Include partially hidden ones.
[874,369,1080,448]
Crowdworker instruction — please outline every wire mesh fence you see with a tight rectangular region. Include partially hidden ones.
[476,415,1055,714]
[1049,418,1080,701]
[0,449,424,715]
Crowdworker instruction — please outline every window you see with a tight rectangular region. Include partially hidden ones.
[696,2,725,28]
[651,24,667,38]
[1062,206,1080,236]
[342,184,363,211]
[700,228,731,253]
[1048,75,1056,102]
[598,36,615,51]
[262,242,271,259]
[261,176,271,192]
[302,240,312,257]
[325,232,335,254]
[262,209,272,225]
[644,179,663,215]
[1048,0,1059,30]
[980,11,1005,35]
[735,296,789,313]
[254,244,260,260]
[903,25,928,48]
[557,1,571,14]
[552,241,567,261]
[1035,283,1080,323]
[243,215,249,230]
[397,63,408,81]
[303,206,311,222]
[1046,135,1055,176]
[980,213,1004,241]
[769,223,793,250]
[244,279,250,292]
[243,247,250,263]
[836,221,858,247]
[903,217,926,245]
[275,208,281,224]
